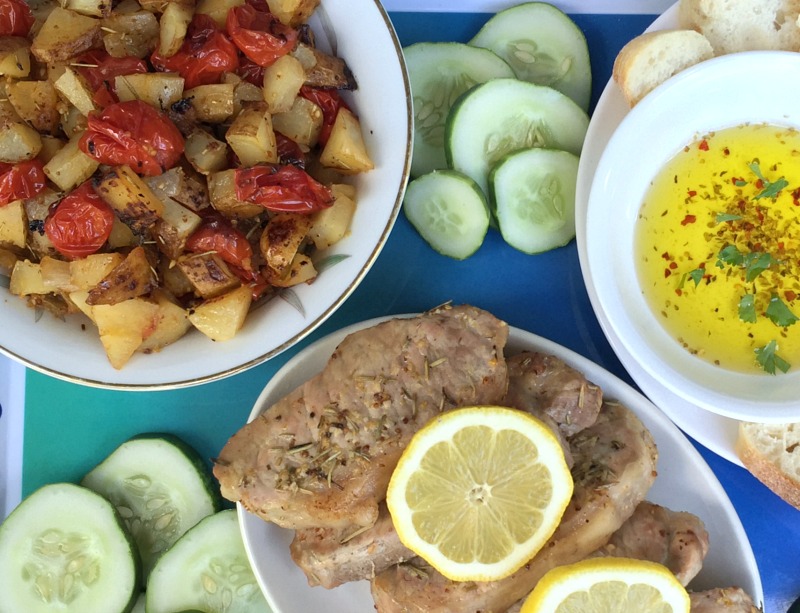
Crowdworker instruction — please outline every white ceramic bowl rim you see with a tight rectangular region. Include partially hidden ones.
[0,0,413,391]
[586,50,800,422]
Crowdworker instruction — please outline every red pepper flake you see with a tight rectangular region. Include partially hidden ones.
[681,214,697,226]
[664,268,672,278]
[669,261,678,270]
[698,139,709,151]
[675,288,683,296]
[687,189,697,198]
[786,290,797,302]
[732,177,745,185]
[661,251,671,260]
[723,147,730,156]
[756,179,764,189]
[792,187,800,206]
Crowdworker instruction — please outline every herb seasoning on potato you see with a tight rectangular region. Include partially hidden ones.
[0,0,374,369]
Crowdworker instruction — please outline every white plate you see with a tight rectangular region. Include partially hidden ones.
[238,316,763,612]
[0,0,412,390]
[574,3,747,465]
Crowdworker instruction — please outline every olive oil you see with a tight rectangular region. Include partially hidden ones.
[635,123,800,374]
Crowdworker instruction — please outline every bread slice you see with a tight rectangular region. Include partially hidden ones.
[679,0,800,55]
[736,421,800,509]
[612,29,714,107]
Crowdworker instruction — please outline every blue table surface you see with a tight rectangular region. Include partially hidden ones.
[13,9,800,613]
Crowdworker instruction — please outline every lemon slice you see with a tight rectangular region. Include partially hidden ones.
[521,557,691,613]
[386,405,574,582]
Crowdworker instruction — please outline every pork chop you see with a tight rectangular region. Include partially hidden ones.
[290,502,412,588]
[213,305,509,529]
[503,351,603,437]
[592,500,709,585]
[689,587,762,612]
[370,400,658,612]
[289,350,604,588]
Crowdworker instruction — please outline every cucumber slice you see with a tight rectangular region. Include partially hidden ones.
[469,2,592,110]
[404,42,515,177]
[0,483,139,613]
[403,169,490,260]
[445,78,588,198]
[490,147,579,254]
[81,433,221,581]
[145,510,268,613]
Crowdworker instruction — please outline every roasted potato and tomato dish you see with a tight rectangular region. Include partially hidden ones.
[0,0,374,369]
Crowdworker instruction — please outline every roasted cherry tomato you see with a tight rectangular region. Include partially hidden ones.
[237,55,266,87]
[185,214,253,271]
[299,86,348,147]
[76,50,148,108]
[79,100,185,176]
[276,133,305,167]
[0,0,34,37]
[44,182,115,259]
[0,160,46,206]
[235,165,333,213]
[226,2,298,67]
[151,14,239,90]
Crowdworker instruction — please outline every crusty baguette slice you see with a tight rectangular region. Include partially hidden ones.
[678,0,800,55]
[612,29,713,107]
[736,421,800,509]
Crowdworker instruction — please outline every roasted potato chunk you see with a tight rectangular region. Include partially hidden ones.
[6,80,60,135]
[176,252,240,298]
[208,169,263,219]
[225,102,278,167]
[259,212,312,276]
[188,284,251,341]
[102,9,159,58]
[320,107,375,174]
[43,131,99,191]
[93,297,161,369]
[0,37,31,78]
[86,246,157,306]
[266,0,320,27]
[0,199,26,249]
[94,165,165,234]
[31,7,102,64]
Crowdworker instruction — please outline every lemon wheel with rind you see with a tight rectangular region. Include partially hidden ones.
[386,405,574,582]
[520,557,691,613]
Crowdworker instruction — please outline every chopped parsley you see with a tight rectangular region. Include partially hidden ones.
[766,294,799,328]
[755,340,791,375]
[749,161,789,199]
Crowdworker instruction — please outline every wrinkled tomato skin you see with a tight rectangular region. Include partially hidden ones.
[0,0,34,37]
[299,86,347,147]
[237,55,266,86]
[79,100,185,176]
[276,133,305,167]
[235,165,333,213]
[226,3,298,67]
[76,50,148,107]
[44,182,115,259]
[185,215,254,271]
[0,160,47,206]
[151,14,239,89]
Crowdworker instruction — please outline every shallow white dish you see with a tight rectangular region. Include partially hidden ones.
[0,0,411,390]
[581,11,800,424]
[238,316,763,612]
[575,3,747,464]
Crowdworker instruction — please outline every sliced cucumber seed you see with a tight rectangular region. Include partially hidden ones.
[469,2,592,110]
[445,78,588,199]
[404,42,515,177]
[403,170,490,260]
[490,147,579,254]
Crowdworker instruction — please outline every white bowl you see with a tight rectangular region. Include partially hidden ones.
[238,316,763,613]
[0,0,411,390]
[586,50,800,422]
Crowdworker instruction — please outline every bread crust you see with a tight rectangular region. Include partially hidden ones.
[736,422,800,510]
[612,29,713,107]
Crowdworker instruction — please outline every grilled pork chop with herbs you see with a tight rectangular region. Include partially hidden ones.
[290,349,604,588]
[213,305,509,530]
[370,401,658,613]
